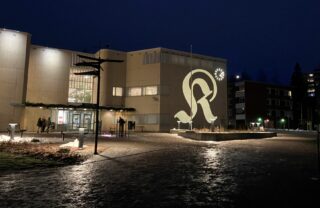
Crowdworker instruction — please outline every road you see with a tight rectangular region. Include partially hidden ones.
[0,133,319,207]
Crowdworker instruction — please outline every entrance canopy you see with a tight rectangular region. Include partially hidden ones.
[24,102,135,112]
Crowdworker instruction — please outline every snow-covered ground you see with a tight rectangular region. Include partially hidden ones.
[0,134,74,144]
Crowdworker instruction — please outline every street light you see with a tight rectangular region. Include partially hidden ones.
[74,54,123,154]
[257,117,262,123]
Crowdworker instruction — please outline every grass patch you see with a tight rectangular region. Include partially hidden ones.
[0,152,63,171]
[0,142,91,172]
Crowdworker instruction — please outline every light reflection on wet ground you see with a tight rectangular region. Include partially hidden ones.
[0,133,319,207]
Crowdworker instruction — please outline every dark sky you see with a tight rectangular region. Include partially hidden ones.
[1,0,320,84]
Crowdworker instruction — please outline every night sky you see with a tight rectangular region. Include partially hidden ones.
[1,0,320,84]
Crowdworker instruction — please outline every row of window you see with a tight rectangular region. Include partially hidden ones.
[267,99,292,108]
[267,88,292,97]
[112,86,158,97]
[127,114,159,124]
[142,52,216,68]
[267,110,292,118]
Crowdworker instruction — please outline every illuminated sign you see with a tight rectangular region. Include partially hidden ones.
[214,68,225,81]
[174,68,224,124]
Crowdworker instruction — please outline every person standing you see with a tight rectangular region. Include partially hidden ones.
[37,117,42,134]
[46,117,51,133]
[41,117,46,133]
[118,117,125,137]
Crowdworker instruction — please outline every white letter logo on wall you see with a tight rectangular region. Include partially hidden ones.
[174,68,224,124]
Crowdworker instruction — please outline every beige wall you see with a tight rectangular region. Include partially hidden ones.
[125,49,161,131]
[21,107,52,132]
[98,49,127,107]
[0,29,30,131]
[160,49,227,131]
[26,46,72,104]
[24,47,98,131]
[123,48,227,132]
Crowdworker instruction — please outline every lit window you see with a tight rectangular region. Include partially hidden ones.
[128,87,142,96]
[308,78,314,83]
[113,87,123,96]
[57,110,68,124]
[68,67,94,103]
[288,91,292,97]
[309,73,314,77]
[143,86,158,95]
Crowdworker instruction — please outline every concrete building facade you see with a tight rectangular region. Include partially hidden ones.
[0,28,227,132]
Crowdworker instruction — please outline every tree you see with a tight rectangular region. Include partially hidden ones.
[290,63,307,129]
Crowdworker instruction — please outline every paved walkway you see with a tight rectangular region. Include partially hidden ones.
[0,133,319,207]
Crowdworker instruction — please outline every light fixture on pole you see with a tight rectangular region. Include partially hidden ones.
[74,54,123,155]
[210,118,215,132]
[177,120,181,130]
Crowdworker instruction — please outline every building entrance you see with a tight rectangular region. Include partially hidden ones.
[68,111,94,131]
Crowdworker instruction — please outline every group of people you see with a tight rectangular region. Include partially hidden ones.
[117,117,135,137]
[37,117,51,133]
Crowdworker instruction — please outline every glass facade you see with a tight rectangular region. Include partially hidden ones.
[68,67,94,103]
[54,109,95,131]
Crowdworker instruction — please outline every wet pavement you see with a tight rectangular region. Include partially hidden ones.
[0,133,319,207]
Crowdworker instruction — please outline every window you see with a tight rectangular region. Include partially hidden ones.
[113,87,123,96]
[128,87,142,96]
[143,86,158,95]
[127,114,159,124]
[236,108,245,114]
[267,99,272,106]
[68,67,94,103]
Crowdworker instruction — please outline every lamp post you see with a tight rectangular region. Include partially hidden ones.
[189,120,193,130]
[74,54,123,154]
[280,118,286,129]
[210,119,215,132]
